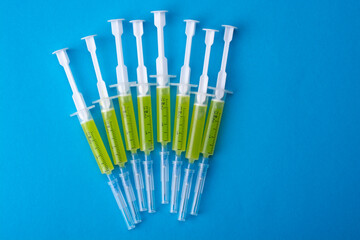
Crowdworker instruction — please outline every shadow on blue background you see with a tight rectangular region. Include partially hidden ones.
[0,0,360,239]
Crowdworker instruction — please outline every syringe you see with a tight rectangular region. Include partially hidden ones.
[150,10,175,204]
[81,35,142,223]
[107,19,147,212]
[178,29,218,221]
[170,19,199,213]
[52,48,135,230]
[190,25,236,216]
[130,20,156,213]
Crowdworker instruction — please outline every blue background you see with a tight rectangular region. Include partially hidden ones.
[1,0,360,239]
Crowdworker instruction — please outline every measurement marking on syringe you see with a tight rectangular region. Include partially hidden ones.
[173,95,190,152]
[138,95,154,152]
[119,95,140,151]
[157,87,171,143]
[122,105,137,146]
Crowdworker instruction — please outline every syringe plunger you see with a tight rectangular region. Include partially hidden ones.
[108,19,130,95]
[197,29,218,105]
[215,25,236,100]
[52,48,90,122]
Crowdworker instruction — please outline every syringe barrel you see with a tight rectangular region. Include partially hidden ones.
[79,111,114,175]
[137,95,154,154]
[201,99,225,158]
[157,85,171,144]
[118,95,140,153]
[185,99,208,163]
[99,99,127,167]
[172,92,191,154]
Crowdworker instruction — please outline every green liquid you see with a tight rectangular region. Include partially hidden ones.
[157,87,171,144]
[201,100,225,158]
[118,95,140,153]
[102,109,127,167]
[185,104,207,163]
[172,95,190,154]
[138,95,154,153]
[81,120,114,174]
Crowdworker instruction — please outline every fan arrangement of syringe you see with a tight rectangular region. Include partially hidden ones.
[53,10,235,230]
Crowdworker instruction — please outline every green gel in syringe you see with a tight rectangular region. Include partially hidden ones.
[102,108,127,167]
[81,119,114,174]
[201,100,224,158]
[138,95,154,154]
[172,95,190,155]
[186,104,208,163]
[118,95,140,153]
[157,87,171,144]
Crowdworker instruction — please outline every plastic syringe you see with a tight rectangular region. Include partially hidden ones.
[130,20,156,213]
[178,29,218,221]
[107,19,147,213]
[150,10,175,204]
[53,48,135,230]
[81,35,142,223]
[170,19,199,213]
[190,25,236,216]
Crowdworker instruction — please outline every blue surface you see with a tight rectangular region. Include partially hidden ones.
[1,0,360,239]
